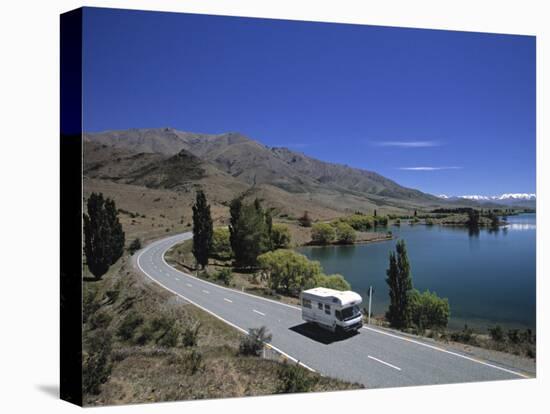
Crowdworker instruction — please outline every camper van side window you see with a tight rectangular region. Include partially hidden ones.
[318,302,323,310]
[324,304,331,315]
[302,298,312,308]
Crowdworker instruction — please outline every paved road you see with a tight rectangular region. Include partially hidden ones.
[135,232,531,388]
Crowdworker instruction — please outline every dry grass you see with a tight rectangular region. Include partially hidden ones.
[82,249,361,406]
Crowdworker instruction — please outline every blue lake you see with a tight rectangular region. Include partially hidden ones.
[297,214,536,331]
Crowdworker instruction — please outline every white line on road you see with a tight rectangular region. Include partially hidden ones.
[253,309,265,316]
[363,326,530,378]
[368,355,401,371]
[136,248,316,373]
[186,283,192,287]
[202,289,210,294]
[224,298,233,303]
[160,240,301,311]
[175,277,180,281]
[147,233,530,379]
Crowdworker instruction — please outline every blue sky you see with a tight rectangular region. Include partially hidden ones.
[82,7,536,196]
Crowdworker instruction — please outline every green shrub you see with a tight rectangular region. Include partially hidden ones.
[507,329,521,344]
[83,288,100,324]
[521,328,535,344]
[450,325,475,344]
[117,311,144,341]
[298,211,312,227]
[157,324,181,348]
[182,322,201,347]
[136,315,176,345]
[211,228,232,259]
[215,268,233,286]
[339,214,373,231]
[335,222,356,244]
[88,310,113,331]
[374,216,389,227]
[104,289,119,304]
[315,273,350,291]
[409,289,450,330]
[239,326,272,356]
[311,223,335,245]
[185,350,203,374]
[271,224,291,248]
[83,330,112,395]
[488,325,504,342]
[128,238,142,254]
[257,250,322,294]
[277,363,317,393]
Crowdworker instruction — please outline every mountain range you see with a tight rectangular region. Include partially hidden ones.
[83,128,526,219]
[437,193,536,208]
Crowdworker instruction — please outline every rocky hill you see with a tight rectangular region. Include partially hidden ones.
[83,128,475,220]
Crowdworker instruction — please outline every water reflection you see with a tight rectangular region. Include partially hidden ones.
[506,223,536,231]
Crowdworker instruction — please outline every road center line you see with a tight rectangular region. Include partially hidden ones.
[363,326,530,378]
[224,298,233,303]
[186,283,192,287]
[136,248,316,373]
[253,309,265,316]
[202,289,210,294]
[368,355,402,371]
[148,232,531,381]
[175,277,180,281]
[160,241,301,311]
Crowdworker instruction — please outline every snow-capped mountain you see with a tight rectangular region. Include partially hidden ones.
[494,193,536,201]
[435,193,536,208]
[460,195,492,201]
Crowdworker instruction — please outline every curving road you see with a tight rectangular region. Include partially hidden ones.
[134,232,532,388]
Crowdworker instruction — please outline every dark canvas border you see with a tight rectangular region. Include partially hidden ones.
[60,7,83,406]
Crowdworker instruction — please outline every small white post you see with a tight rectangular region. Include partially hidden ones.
[368,286,373,325]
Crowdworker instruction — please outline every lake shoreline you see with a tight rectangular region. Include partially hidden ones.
[297,213,536,333]
[302,233,394,248]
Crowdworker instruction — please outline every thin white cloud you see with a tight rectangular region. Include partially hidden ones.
[398,166,462,171]
[373,140,441,148]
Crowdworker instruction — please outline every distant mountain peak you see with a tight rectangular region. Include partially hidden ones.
[435,193,536,208]
[436,193,535,200]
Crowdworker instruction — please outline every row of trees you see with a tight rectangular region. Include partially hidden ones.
[385,240,450,330]
[192,191,350,295]
[83,193,125,279]
[311,222,356,245]
[191,191,292,269]
[309,213,392,245]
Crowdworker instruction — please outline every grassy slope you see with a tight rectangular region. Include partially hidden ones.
[83,250,361,406]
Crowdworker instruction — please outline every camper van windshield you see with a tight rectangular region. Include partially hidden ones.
[337,305,361,321]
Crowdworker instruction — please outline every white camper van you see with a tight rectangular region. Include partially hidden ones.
[300,287,363,334]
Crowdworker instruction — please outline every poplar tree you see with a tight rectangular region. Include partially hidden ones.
[385,240,413,328]
[229,197,272,268]
[192,190,213,269]
[83,193,125,279]
[105,198,125,265]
